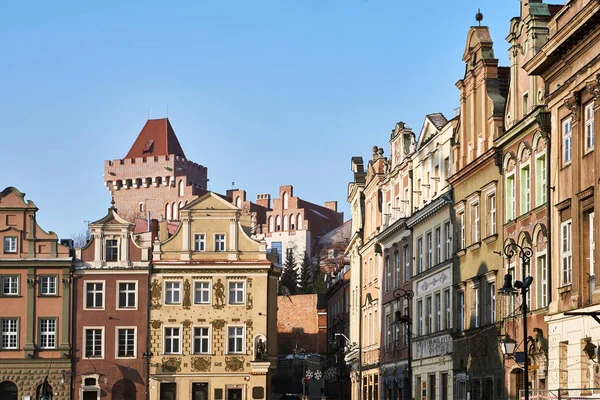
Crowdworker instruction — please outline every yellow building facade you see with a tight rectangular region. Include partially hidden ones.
[148,192,280,400]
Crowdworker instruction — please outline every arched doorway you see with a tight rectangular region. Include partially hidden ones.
[36,380,53,400]
[509,368,524,400]
[112,379,136,400]
[0,381,18,400]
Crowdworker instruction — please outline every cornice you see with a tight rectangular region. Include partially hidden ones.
[406,195,452,229]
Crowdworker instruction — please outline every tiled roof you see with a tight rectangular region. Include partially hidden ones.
[317,220,352,246]
[427,113,448,130]
[125,118,186,159]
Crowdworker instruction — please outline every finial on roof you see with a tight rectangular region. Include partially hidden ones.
[476,8,483,26]
[110,197,116,209]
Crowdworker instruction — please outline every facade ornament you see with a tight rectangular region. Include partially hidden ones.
[245,319,254,329]
[225,356,245,372]
[246,292,254,310]
[150,279,162,310]
[212,319,226,330]
[564,92,581,118]
[161,357,182,373]
[151,320,163,329]
[255,337,267,361]
[213,279,226,308]
[191,357,211,372]
[182,319,192,329]
[62,278,71,287]
[27,278,36,288]
[586,74,600,98]
[183,279,191,310]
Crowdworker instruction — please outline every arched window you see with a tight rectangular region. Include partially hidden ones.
[283,192,289,209]
[166,203,172,221]
[112,379,136,400]
[178,180,185,197]
[283,215,288,231]
[173,202,179,221]
[236,196,242,208]
[36,381,52,400]
[297,214,303,230]
[275,215,281,231]
[0,381,18,400]
[290,215,295,230]
[268,216,274,233]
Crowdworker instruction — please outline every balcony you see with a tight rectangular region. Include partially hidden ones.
[380,342,409,364]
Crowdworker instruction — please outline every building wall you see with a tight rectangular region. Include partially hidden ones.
[277,294,326,355]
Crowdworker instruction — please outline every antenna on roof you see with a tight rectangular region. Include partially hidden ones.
[476,8,483,26]
[231,182,235,190]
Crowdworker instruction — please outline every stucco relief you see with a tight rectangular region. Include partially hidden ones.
[151,320,163,329]
[212,319,226,330]
[416,269,449,296]
[213,279,226,309]
[151,279,162,309]
[225,356,245,372]
[586,74,600,98]
[182,319,192,329]
[183,279,191,310]
[191,357,211,372]
[161,357,182,373]
[564,92,581,118]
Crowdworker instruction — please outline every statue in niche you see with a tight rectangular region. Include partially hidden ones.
[255,337,267,361]
[214,279,225,306]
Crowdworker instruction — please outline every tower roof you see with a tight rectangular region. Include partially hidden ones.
[125,118,186,159]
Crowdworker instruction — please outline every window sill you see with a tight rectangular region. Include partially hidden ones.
[38,295,59,298]
[0,295,22,298]
[558,284,572,294]
[483,234,498,244]
[467,242,481,252]
[228,303,246,306]
[116,356,136,359]
[116,307,138,311]
[517,211,532,222]
[83,308,106,311]
[456,249,466,257]
[561,161,572,170]
[584,148,594,157]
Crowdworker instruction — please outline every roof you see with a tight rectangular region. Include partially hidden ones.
[427,113,448,130]
[317,220,352,246]
[125,118,186,159]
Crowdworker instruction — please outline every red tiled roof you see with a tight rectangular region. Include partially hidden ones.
[125,118,186,159]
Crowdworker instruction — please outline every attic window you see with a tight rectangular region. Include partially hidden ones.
[142,140,154,154]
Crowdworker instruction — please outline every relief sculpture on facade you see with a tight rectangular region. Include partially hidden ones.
[191,357,212,372]
[161,357,182,373]
[183,279,191,310]
[213,278,226,309]
[151,279,162,310]
[225,356,245,372]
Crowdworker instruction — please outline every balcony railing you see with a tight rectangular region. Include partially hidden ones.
[362,347,380,366]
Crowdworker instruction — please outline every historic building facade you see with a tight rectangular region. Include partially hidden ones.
[73,204,153,399]
[0,187,72,399]
[525,0,600,392]
[148,192,280,400]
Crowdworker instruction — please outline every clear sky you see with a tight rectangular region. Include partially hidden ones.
[1,0,517,239]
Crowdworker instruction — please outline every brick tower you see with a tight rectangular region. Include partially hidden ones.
[104,118,208,221]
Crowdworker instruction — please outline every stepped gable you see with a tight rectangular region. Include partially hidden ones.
[125,118,186,159]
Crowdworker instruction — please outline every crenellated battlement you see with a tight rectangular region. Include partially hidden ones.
[105,155,206,171]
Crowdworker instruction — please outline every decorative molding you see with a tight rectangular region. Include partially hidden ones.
[161,357,182,373]
[153,268,271,274]
[213,279,226,308]
[183,279,191,310]
[225,356,245,372]
[212,319,225,330]
[150,279,162,310]
[191,356,211,372]
[182,319,192,329]
[564,92,581,118]
[586,74,600,99]
[151,320,163,329]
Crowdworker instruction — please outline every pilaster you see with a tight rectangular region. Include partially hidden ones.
[60,267,71,355]
[24,267,35,354]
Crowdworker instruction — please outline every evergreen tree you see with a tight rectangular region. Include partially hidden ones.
[280,251,298,295]
[310,254,327,294]
[298,252,312,294]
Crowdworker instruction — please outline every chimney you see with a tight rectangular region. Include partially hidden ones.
[256,193,271,209]
[150,219,159,241]
[324,201,338,212]
[280,185,293,198]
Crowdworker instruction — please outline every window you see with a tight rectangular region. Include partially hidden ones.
[457,291,465,331]
[471,202,480,243]
[228,326,244,354]
[3,237,17,253]
[561,220,572,285]
[426,232,433,269]
[84,328,103,358]
[194,234,206,251]
[194,281,211,304]
[435,292,441,332]
[394,252,400,288]
[39,276,57,296]
[193,327,211,354]
[118,282,137,309]
[473,286,480,328]
[520,165,531,214]
[426,296,432,334]
[536,155,546,207]
[591,213,596,278]
[384,257,391,292]
[487,282,495,324]
[435,227,441,265]
[444,289,451,330]
[228,282,245,304]
[563,118,572,164]
[85,282,104,309]
[39,319,56,349]
[444,221,452,260]
[165,281,181,304]
[2,276,18,296]
[585,102,595,152]
[385,313,391,347]
[105,239,119,261]
[417,300,423,336]
[214,234,226,252]
[487,193,496,236]
[538,255,548,308]
[458,211,465,249]
[506,175,516,221]
[403,303,409,345]
[523,93,529,116]
[404,245,410,283]
[117,328,135,357]
[417,238,423,274]
[164,327,181,354]
[1,319,18,349]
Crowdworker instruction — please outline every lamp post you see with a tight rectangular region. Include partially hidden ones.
[392,287,414,400]
[498,243,533,400]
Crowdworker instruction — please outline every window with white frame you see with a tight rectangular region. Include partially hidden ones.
[458,210,465,249]
[228,281,245,304]
[506,174,516,221]
[215,234,226,252]
[473,286,480,328]
[471,202,480,243]
[384,257,391,292]
[193,234,206,252]
[385,313,391,347]
[426,232,433,269]
[426,296,432,334]
[1,319,18,349]
[105,239,119,262]
[487,282,495,325]
[537,254,548,308]
[194,281,211,304]
[417,300,423,336]
[2,276,19,296]
[193,327,211,354]
[165,281,181,304]
[435,293,441,332]
[3,237,17,253]
[585,102,595,152]
[403,245,410,283]
[164,327,181,354]
[435,227,441,265]
[536,155,546,207]
[39,319,56,349]
[563,118,572,164]
[457,291,465,331]
[228,326,244,354]
[117,328,136,357]
[561,220,572,285]
[417,238,424,274]
[84,328,103,358]
[118,282,137,309]
[85,282,104,309]
[39,276,57,296]
[394,252,400,288]
[444,221,452,260]
[520,165,531,214]
[444,289,451,330]
[591,213,596,278]
[487,193,496,236]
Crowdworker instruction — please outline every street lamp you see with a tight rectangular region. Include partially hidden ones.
[392,287,414,400]
[498,242,533,400]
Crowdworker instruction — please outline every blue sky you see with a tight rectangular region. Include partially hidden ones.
[1,0,517,239]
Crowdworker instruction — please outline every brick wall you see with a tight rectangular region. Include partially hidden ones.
[277,294,327,354]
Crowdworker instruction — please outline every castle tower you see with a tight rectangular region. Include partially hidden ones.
[104,118,209,221]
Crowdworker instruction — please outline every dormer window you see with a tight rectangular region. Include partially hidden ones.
[105,240,119,262]
[142,139,154,154]
[3,237,17,254]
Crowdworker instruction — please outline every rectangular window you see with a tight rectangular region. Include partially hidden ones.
[403,303,409,345]
[561,220,573,285]
[39,276,57,296]
[165,281,181,304]
[473,286,480,328]
[228,282,245,304]
[435,293,441,332]
[164,327,181,354]
[193,234,206,252]
[458,211,465,249]
[444,288,451,330]
[506,175,516,221]
[105,239,119,261]
[1,319,18,349]
[404,245,410,283]
[444,221,452,260]
[228,326,244,354]
[487,193,496,236]
[563,118,572,164]
[118,282,137,308]
[385,257,391,292]
[85,328,103,358]
[417,238,423,274]
[193,327,211,354]
[426,296,432,334]
[385,313,391,347]
[85,282,104,309]
[2,276,18,296]
[435,227,441,265]
[585,102,595,152]
[39,319,56,349]
[394,252,400,288]
[194,281,211,304]
[426,232,433,269]
[417,300,423,336]
[538,255,548,308]
[487,282,495,324]
[591,213,596,278]
[521,166,531,214]
[117,328,135,357]
[536,155,547,207]
[214,234,226,252]
[472,202,480,243]
[457,291,465,331]
[3,237,17,253]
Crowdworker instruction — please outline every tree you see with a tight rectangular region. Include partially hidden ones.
[310,255,327,294]
[298,252,312,294]
[279,251,298,295]
[71,227,91,249]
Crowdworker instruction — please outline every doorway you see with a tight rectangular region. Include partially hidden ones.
[227,388,243,400]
